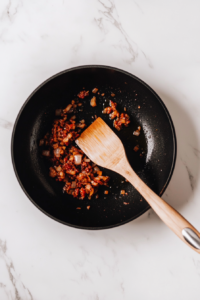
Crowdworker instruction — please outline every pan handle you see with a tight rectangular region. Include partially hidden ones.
[117,157,200,254]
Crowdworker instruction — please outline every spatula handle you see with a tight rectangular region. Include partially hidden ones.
[117,159,200,253]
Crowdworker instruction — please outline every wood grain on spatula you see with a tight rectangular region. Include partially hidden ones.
[76,117,200,253]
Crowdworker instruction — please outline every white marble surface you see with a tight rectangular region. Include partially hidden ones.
[1,0,200,299]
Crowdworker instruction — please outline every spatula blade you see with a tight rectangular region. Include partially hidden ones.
[75,117,125,170]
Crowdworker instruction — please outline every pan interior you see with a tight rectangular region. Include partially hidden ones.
[12,66,176,229]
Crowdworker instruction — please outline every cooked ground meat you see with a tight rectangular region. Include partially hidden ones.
[92,88,98,94]
[77,90,89,99]
[90,96,97,107]
[102,100,130,130]
[40,98,109,200]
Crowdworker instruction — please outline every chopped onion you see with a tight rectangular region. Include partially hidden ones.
[84,158,90,162]
[63,133,72,143]
[133,130,140,136]
[91,180,98,187]
[59,171,65,179]
[94,166,100,172]
[77,123,86,129]
[74,154,82,165]
[39,139,44,146]
[49,167,57,177]
[56,165,62,172]
[66,170,76,175]
[55,109,62,116]
[71,181,76,189]
[42,150,50,156]
[54,147,61,157]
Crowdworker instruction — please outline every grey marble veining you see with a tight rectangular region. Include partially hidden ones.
[0,118,13,130]
[0,240,33,300]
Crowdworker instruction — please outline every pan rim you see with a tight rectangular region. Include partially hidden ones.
[11,65,177,230]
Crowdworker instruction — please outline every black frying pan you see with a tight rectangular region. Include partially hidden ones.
[11,65,176,229]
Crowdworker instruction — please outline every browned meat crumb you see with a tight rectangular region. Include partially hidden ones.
[41,97,110,200]
[103,107,113,114]
[133,129,140,136]
[133,145,140,152]
[103,100,130,131]
[77,90,89,99]
[90,96,97,107]
[113,113,130,131]
[87,206,90,210]
[39,139,44,146]
[76,207,81,210]
[123,202,129,205]
[138,105,140,109]
[110,110,120,120]
[101,93,105,96]
[92,88,98,94]
[111,93,115,97]
[120,190,126,195]
[104,190,109,195]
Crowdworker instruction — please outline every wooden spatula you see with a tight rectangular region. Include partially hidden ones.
[76,117,200,253]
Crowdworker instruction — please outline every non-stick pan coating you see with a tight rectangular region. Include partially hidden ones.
[11,66,176,229]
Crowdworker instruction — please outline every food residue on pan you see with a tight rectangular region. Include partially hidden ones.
[133,125,141,136]
[92,88,98,94]
[133,145,139,152]
[40,87,144,205]
[102,100,130,131]
[77,90,89,99]
[40,97,109,200]
[90,96,97,107]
